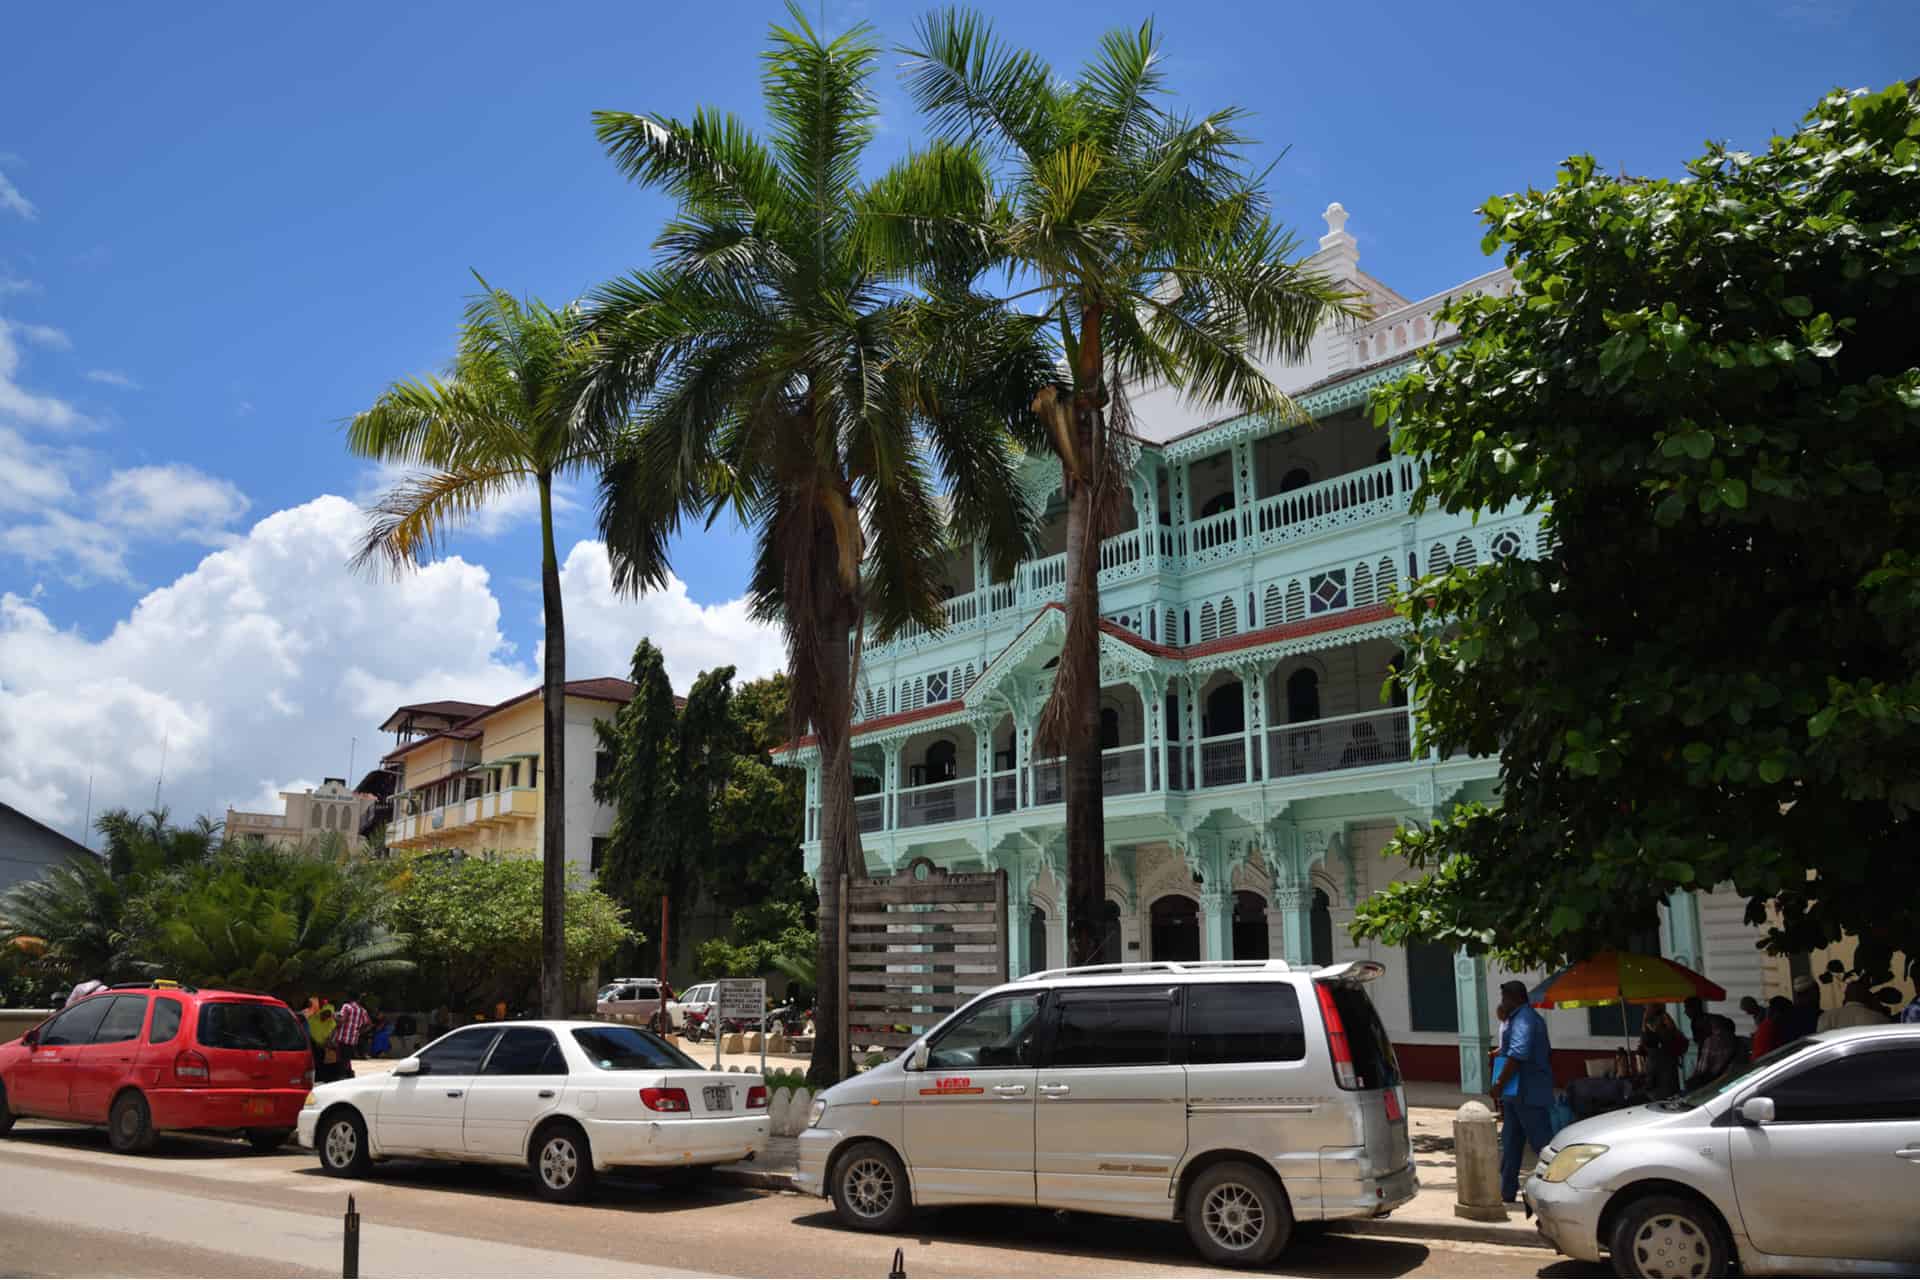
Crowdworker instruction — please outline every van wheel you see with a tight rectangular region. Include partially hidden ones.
[317,1108,372,1178]
[1609,1193,1730,1278]
[830,1141,911,1232]
[1183,1161,1292,1268]
[530,1122,596,1203]
[108,1091,156,1154]
[247,1127,294,1153]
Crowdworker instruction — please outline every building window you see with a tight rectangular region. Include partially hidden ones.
[1406,940,1460,1033]
[926,670,949,703]
[595,751,613,783]
[1198,491,1233,519]
[1099,707,1121,750]
[1280,467,1312,493]
[590,837,609,873]
[528,756,539,788]
[1311,888,1333,966]
[1308,570,1348,614]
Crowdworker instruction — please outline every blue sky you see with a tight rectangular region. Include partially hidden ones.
[0,0,1912,832]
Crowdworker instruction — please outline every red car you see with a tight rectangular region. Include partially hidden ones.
[0,982,313,1153]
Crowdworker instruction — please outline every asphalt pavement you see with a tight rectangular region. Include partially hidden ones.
[0,1120,1601,1278]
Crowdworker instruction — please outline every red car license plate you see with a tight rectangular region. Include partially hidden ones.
[245,1097,273,1118]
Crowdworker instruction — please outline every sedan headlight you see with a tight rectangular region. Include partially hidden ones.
[1540,1143,1608,1183]
[806,1097,828,1129]
[302,1092,316,1107]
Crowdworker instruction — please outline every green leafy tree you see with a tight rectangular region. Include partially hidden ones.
[581,7,1044,1085]
[128,843,412,997]
[98,807,220,881]
[1352,84,1920,983]
[388,855,635,1013]
[348,284,626,1018]
[695,899,817,990]
[890,11,1355,963]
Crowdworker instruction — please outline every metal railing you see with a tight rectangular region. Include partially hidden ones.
[1267,708,1412,777]
[897,778,976,829]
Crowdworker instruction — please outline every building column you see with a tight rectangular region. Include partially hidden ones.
[1014,711,1034,809]
[1271,882,1314,965]
[1230,439,1256,540]
[973,722,993,819]
[1201,886,1233,961]
[1456,949,1494,1096]
[1138,462,1160,567]
[882,743,901,831]
[1662,889,1703,973]
[1009,898,1034,978]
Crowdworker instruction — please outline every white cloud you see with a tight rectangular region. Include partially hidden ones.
[0,274,36,297]
[555,541,784,694]
[0,318,85,430]
[17,323,69,351]
[1,509,133,585]
[98,463,250,543]
[0,495,783,832]
[0,425,74,512]
[86,369,139,389]
[0,169,34,221]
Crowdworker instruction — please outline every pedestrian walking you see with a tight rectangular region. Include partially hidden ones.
[332,993,372,1077]
[1489,980,1554,1204]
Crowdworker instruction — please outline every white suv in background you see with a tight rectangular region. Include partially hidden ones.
[797,959,1414,1269]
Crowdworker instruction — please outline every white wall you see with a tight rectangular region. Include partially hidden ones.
[563,702,619,874]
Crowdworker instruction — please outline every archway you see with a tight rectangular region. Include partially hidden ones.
[1286,668,1321,723]
[1204,681,1244,737]
[1232,891,1268,960]
[1150,895,1200,962]
[1028,905,1047,977]
[921,738,957,783]
[1100,900,1122,965]
[1280,466,1312,493]
[1311,888,1333,966]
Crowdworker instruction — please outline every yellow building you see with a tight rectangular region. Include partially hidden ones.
[383,677,637,872]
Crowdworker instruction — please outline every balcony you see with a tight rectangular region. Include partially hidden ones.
[477,788,538,824]
[866,457,1418,660]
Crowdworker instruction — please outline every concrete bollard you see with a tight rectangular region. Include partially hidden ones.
[768,1033,790,1054]
[769,1087,792,1134]
[745,1031,764,1052]
[722,1032,746,1054]
[1454,1100,1508,1222]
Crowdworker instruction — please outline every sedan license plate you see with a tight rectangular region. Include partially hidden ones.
[702,1085,732,1112]
[245,1097,273,1118]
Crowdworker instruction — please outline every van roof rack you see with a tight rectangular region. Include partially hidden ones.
[108,980,198,993]
[1019,959,1295,982]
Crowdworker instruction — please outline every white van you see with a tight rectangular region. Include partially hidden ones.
[795,959,1414,1268]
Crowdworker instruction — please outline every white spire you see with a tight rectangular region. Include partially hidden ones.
[1320,201,1355,252]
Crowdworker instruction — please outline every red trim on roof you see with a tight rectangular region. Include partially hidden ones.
[776,599,1402,752]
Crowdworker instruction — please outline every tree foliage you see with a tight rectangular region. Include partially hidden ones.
[594,640,813,978]
[387,855,634,1011]
[127,843,412,996]
[1352,84,1920,983]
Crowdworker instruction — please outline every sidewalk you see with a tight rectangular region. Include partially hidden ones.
[712,1104,1551,1253]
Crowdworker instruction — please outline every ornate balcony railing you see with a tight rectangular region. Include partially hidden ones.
[1267,708,1412,777]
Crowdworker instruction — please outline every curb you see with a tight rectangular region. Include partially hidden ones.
[713,1166,1556,1253]
[1327,1215,1553,1253]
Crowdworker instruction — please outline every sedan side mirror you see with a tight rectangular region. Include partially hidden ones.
[391,1056,425,1077]
[1739,1096,1775,1125]
[907,1043,930,1073]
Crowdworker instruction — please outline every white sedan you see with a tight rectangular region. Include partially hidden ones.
[297,1020,767,1201]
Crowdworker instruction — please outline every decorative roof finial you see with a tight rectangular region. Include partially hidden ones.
[1323,202,1349,237]
[1318,201,1358,262]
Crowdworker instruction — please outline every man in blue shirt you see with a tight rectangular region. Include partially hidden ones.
[1490,979,1556,1203]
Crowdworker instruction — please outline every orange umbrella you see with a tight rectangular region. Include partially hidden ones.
[1530,950,1725,1009]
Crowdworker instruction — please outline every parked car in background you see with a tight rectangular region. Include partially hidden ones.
[666,983,717,1035]
[798,959,1413,1269]
[1526,1023,1920,1277]
[0,982,312,1153]
[299,1020,768,1202]
[595,978,665,1026]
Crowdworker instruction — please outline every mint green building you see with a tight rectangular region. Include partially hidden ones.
[785,205,1769,1091]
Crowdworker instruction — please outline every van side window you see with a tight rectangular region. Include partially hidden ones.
[1050,991,1172,1068]
[1186,983,1306,1064]
[927,995,1043,1071]
[149,997,184,1044]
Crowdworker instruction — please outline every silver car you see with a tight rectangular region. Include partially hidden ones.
[1526,1023,1920,1277]
[796,959,1415,1269]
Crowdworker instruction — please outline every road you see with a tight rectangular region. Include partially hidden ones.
[0,1121,1599,1279]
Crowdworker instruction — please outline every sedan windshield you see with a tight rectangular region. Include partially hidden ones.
[572,1025,702,1071]
[1658,1037,1820,1110]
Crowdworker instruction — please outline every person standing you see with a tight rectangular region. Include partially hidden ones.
[1685,1015,1738,1090]
[1738,995,1765,1031]
[1489,980,1555,1204]
[1817,979,1893,1032]
[1785,975,1823,1041]
[1750,996,1794,1056]
[1638,1008,1687,1100]
[332,993,371,1078]
[309,1000,340,1082]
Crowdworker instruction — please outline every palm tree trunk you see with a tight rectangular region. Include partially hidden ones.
[537,472,569,1019]
[807,606,859,1087]
[1060,466,1109,965]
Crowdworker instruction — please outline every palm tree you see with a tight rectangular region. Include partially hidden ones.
[580,5,1048,1086]
[347,285,620,1018]
[891,11,1360,963]
[0,854,141,985]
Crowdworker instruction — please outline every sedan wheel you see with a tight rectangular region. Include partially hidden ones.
[1610,1194,1731,1279]
[530,1125,596,1203]
[317,1109,372,1178]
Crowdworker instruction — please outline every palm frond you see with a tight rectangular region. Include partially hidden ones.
[353,464,536,574]
[900,7,1059,161]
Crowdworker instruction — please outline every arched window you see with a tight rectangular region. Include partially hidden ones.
[1199,491,1234,518]
[1428,543,1451,573]
[1198,602,1218,643]
[1454,536,1478,569]
[1352,562,1373,607]
[1311,888,1333,966]
[1280,467,1312,493]
[1099,706,1121,751]
[1376,556,1398,600]
[1233,891,1269,960]
[1217,596,1237,637]
[1263,584,1283,626]
[1286,669,1321,724]
[1204,681,1244,737]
